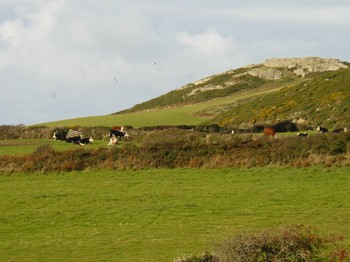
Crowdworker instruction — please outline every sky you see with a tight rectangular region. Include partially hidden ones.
[1,0,350,125]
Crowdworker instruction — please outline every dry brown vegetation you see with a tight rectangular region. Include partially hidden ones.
[178,225,348,262]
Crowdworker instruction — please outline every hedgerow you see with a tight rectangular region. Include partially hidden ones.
[0,130,349,173]
[0,125,110,140]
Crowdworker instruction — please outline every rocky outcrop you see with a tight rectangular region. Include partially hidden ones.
[248,67,283,80]
[188,85,226,96]
[179,57,347,96]
[263,57,347,77]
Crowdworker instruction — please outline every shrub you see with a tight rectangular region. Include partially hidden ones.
[213,225,347,262]
[176,252,218,262]
[33,144,55,155]
[177,225,349,262]
[272,120,298,132]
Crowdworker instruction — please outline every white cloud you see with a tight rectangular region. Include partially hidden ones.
[0,18,24,48]
[177,28,237,57]
[226,6,350,26]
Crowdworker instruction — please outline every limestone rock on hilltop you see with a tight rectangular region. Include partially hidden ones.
[248,67,283,80]
[263,57,347,77]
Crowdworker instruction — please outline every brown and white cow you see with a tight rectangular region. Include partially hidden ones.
[111,126,124,131]
[263,127,277,138]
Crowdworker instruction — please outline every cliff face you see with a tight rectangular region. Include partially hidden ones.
[263,57,348,77]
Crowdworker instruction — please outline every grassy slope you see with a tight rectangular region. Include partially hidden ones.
[211,68,350,127]
[0,167,349,261]
[40,84,287,128]
[122,71,267,113]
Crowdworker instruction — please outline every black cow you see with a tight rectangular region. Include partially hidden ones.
[67,136,93,145]
[110,129,129,138]
[53,130,68,141]
[317,126,328,133]
[66,136,81,144]
[79,137,94,145]
[332,127,347,133]
[108,129,129,145]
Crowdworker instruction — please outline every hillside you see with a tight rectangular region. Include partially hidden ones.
[209,67,350,128]
[115,57,349,128]
[41,57,349,129]
[118,62,300,113]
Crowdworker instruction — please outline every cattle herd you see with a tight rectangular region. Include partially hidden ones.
[53,126,129,146]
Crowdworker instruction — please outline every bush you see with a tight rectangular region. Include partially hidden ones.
[213,225,347,262]
[33,144,55,155]
[272,120,298,132]
[178,225,348,262]
[177,252,218,262]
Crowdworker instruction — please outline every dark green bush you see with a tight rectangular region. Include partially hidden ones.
[272,120,298,132]
[177,252,218,262]
[33,144,55,155]
[214,225,347,262]
[179,225,348,262]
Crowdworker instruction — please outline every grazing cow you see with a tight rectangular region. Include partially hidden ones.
[263,127,277,138]
[65,129,83,144]
[332,127,347,133]
[297,132,308,137]
[53,131,67,141]
[317,126,328,133]
[67,136,93,145]
[110,129,129,138]
[66,136,81,144]
[108,135,118,145]
[79,136,94,145]
[108,129,129,145]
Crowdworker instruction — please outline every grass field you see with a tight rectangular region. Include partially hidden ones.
[0,139,109,156]
[1,167,349,261]
[38,85,284,128]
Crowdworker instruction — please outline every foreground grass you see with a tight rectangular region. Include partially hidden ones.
[1,167,349,261]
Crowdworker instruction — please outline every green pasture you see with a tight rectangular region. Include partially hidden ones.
[1,167,349,261]
[0,139,110,156]
[39,85,284,128]
[41,107,207,128]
